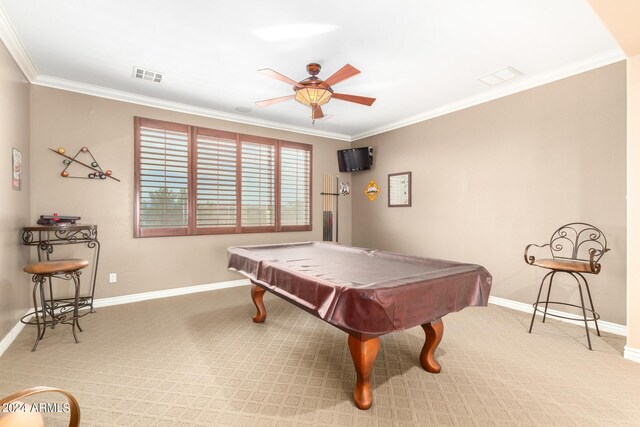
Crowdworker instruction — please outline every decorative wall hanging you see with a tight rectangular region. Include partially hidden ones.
[321,174,350,243]
[388,172,412,207]
[12,147,22,191]
[365,180,380,202]
[50,147,120,182]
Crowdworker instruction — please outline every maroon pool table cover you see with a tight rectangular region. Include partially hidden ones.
[227,242,492,337]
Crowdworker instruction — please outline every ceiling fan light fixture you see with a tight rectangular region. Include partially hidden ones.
[295,87,332,107]
[256,63,375,124]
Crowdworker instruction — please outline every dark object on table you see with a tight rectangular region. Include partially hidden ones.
[37,214,81,225]
[228,242,492,410]
[525,222,609,350]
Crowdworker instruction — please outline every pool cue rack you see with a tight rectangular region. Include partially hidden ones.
[321,174,349,243]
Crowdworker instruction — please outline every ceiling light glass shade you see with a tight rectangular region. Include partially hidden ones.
[295,87,332,107]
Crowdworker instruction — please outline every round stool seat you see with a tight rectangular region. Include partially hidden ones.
[23,259,89,275]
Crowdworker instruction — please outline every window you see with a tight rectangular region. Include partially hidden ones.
[195,128,238,234]
[280,142,312,229]
[134,117,312,237]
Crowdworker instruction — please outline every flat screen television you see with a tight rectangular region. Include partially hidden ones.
[337,147,373,172]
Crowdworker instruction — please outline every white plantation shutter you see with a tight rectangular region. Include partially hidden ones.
[280,143,311,230]
[136,119,190,237]
[134,117,312,237]
[240,138,276,230]
[196,129,237,233]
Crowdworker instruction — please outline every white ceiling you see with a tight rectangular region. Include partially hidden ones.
[0,0,623,140]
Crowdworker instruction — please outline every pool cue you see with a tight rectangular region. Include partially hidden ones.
[330,174,334,241]
[335,175,339,243]
[323,174,328,241]
[322,174,334,241]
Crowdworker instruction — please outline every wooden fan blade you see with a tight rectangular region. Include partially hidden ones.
[324,64,361,87]
[255,95,295,107]
[332,93,376,106]
[312,105,324,119]
[258,68,302,87]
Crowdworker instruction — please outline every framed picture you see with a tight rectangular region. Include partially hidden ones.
[388,171,411,207]
[12,147,22,191]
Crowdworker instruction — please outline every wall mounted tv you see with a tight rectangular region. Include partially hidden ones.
[337,147,373,172]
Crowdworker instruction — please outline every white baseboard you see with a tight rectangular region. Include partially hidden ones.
[0,279,251,358]
[1,282,631,358]
[0,309,31,358]
[624,346,640,363]
[488,295,627,336]
[92,278,250,308]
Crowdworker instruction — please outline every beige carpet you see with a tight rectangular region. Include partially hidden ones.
[0,285,639,426]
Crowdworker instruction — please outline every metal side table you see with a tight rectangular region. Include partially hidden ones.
[22,224,100,316]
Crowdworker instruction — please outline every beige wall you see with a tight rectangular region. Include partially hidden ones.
[0,41,30,339]
[351,62,627,325]
[628,55,640,348]
[30,86,351,299]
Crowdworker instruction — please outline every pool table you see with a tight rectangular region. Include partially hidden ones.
[227,242,492,409]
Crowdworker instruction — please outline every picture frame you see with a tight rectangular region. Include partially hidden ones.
[388,171,411,207]
[12,147,22,191]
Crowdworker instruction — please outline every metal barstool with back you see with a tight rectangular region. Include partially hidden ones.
[524,222,609,350]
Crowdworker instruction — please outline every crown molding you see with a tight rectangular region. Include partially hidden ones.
[351,49,626,141]
[0,2,348,141]
[31,75,352,141]
[0,2,37,81]
[1,0,625,144]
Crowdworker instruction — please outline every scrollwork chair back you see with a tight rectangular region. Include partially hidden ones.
[525,222,609,274]
[524,222,610,350]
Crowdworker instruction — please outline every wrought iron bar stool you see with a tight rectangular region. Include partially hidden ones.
[21,259,89,351]
[524,223,609,350]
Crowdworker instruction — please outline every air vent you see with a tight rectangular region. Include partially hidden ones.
[133,66,164,83]
[478,67,522,86]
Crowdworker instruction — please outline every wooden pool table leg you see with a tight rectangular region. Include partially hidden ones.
[347,335,380,410]
[251,284,267,323]
[420,318,444,373]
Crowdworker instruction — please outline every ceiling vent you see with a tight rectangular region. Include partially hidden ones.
[133,66,164,83]
[478,67,522,86]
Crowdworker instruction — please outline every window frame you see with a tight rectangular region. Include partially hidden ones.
[134,117,312,238]
[278,140,314,232]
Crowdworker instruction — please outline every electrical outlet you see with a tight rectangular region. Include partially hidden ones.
[109,273,117,283]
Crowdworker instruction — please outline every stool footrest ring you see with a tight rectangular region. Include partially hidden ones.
[533,301,600,322]
[21,309,91,326]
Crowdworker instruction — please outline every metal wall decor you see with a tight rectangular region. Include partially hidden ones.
[339,181,351,196]
[12,147,22,190]
[365,180,380,202]
[50,147,120,182]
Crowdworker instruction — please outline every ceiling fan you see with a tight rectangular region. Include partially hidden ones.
[255,63,376,123]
